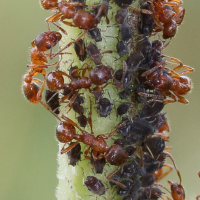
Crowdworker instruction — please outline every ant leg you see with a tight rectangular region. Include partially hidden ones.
[88,97,94,134]
[61,142,79,154]
[37,76,61,121]
[50,42,73,59]
[84,146,91,160]
[107,122,126,138]
[164,151,182,184]
[106,167,126,189]
[82,66,92,77]
[61,115,87,134]
[173,92,189,104]
[164,55,194,74]
[153,183,171,194]
[197,195,200,200]
[156,164,173,182]
[122,4,152,14]
[96,4,109,24]
[141,63,163,77]
[27,60,60,69]
[113,61,127,89]
[65,91,79,114]
[51,21,68,35]
[61,16,76,27]
[138,92,164,100]
[160,38,172,51]
[46,12,62,24]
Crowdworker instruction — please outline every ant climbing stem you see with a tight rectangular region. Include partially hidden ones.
[154,151,185,200]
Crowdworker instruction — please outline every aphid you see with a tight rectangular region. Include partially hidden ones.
[117,120,132,136]
[119,88,133,99]
[117,103,130,116]
[67,142,81,166]
[116,40,128,56]
[117,179,133,196]
[84,176,105,196]
[138,102,165,118]
[87,27,102,42]
[126,118,155,145]
[120,22,132,42]
[97,98,112,117]
[139,3,155,36]
[141,173,156,187]
[86,42,101,65]
[45,90,60,114]
[77,115,88,127]
[121,162,140,178]
[91,151,106,174]
[143,137,165,158]
[72,102,84,115]
[74,39,87,61]
[115,8,128,24]
[126,52,144,72]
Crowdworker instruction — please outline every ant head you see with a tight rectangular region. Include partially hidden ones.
[40,0,58,10]
[35,32,62,51]
[56,121,76,143]
[176,8,185,25]
[168,181,185,200]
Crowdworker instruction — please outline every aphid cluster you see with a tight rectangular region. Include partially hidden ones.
[22,0,194,199]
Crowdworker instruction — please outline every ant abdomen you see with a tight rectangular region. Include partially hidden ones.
[56,121,76,143]
[23,74,40,103]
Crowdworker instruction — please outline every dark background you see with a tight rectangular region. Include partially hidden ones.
[0,1,199,199]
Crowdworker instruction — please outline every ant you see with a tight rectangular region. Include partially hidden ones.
[139,58,194,104]
[196,171,200,200]
[153,152,185,200]
[144,0,185,39]
[46,65,113,109]
[41,0,110,52]
[56,99,129,187]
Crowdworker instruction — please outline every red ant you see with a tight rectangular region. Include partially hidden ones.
[154,152,185,200]
[125,0,185,38]
[148,0,185,39]
[22,31,71,119]
[56,98,129,188]
[139,56,194,104]
[41,0,109,53]
[46,65,113,111]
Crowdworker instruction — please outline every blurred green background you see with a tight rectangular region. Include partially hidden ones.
[0,1,199,200]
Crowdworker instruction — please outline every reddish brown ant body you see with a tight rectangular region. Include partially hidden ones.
[148,0,185,39]
[139,59,194,104]
[46,65,113,106]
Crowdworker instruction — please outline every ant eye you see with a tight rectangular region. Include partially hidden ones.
[46,45,52,49]
[177,190,181,194]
